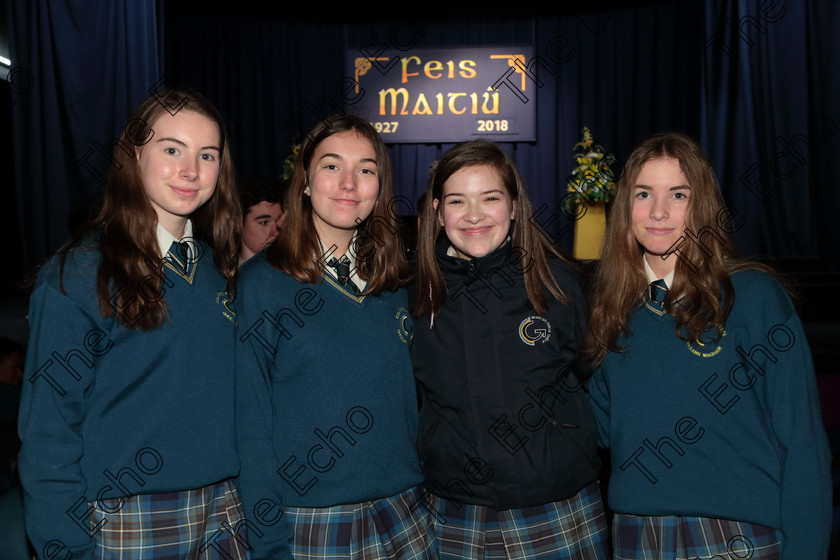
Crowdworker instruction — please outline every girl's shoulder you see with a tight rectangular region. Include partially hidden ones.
[546,256,583,280]
[236,252,267,282]
[35,234,101,290]
[238,252,285,279]
[236,253,302,300]
[730,267,788,298]
[729,267,796,320]
[546,257,587,294]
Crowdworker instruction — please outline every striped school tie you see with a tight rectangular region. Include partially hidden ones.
[328,255,359,293]
[648,279,668,306]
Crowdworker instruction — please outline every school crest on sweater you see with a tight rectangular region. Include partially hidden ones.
[686,327,726,358]
[396,307,413,344]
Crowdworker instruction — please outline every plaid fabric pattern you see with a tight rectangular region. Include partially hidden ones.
[284,486,437,560]
[612,513,782,560]
[90,478,248,559]
[424,483,610,560]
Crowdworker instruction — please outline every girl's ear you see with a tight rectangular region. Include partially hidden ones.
[511,199,516,220]
[433,198,444,228]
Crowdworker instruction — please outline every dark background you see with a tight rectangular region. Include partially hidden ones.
[1,0,838,553]
[4,0,839,278]
[5,0,837,386]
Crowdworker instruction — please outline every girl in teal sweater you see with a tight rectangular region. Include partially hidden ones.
[234,114,435,560]
[583,132,831,559]
[18,89,246,559]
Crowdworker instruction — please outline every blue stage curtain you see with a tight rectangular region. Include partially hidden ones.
[8,1,839,270]
[160,3,705,255]
[7,0,160,273]
[700,0,840,268]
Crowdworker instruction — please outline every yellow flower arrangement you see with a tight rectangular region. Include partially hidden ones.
[565,127,616,204]
[281,142,301,182]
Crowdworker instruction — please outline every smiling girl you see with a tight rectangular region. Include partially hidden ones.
[18,89,246,558]
[583,132,831,559]
[411,140,609,559]
[234,114,435,560]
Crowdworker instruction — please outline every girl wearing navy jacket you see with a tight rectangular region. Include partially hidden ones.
[583,132,831,559]
[18,89,247,558]
[410,140,610,559]
[234,114,435,560]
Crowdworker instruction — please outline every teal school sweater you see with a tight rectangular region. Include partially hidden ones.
[234,254,423,560]
[588,269,832,559]
[18,237,240,558]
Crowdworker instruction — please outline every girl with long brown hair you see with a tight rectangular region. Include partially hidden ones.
[234,114,435,560]
[584,132,831,559]
[18,89,248,558]
[410,139,609,559]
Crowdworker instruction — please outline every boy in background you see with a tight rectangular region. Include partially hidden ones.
[238,177,287,264]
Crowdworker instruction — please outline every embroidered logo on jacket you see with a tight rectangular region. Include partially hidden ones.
[519,315,551,346]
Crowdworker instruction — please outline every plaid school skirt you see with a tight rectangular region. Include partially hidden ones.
[612,513,782,560]
[284,486,437,560]
[90,478,248,559]
[425,483,610,559]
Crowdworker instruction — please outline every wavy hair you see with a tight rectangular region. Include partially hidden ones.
[581,132,779,368]
[265,114,409,293]
[412,139,572,318]
[58,88,240,330]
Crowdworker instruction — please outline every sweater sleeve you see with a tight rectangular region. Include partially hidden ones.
[770,312,831,558]
[18,269,105,558]
[234,286,295,560]
[586,365,610,449]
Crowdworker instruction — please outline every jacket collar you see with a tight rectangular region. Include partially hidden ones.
[435,232,514,278]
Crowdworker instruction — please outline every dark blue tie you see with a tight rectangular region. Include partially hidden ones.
[328,256,357,293]
[648,279,668,305]
[166,240,195,277]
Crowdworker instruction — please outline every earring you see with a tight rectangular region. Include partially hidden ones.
[304,186,310,196]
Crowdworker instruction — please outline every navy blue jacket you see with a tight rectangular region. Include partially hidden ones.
[410,237,600,509]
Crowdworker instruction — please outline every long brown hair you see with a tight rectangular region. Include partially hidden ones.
[412,139,572,318]
[60,88,240,330]
[581,132,778,367]
[266,114,409,294]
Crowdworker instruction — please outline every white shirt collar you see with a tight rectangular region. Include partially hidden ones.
[643,254,675,288]
[156,220,194,258]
